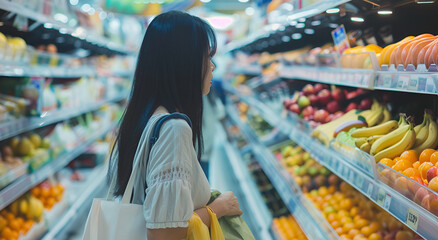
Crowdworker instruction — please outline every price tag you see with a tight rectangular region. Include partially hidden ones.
[406,207,419,231]
[377,188,386,205]
[383,193,392,210]
[356,175,364,189]
[397,75,409,89]
[367,182,374,197]
[348,170,355,182]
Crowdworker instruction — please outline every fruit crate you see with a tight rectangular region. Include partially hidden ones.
[0,163,28,189]
[330,138,377,178]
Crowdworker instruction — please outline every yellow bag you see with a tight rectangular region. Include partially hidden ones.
[187,207,224,240]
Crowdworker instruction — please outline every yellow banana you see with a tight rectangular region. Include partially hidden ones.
[414,115,430,147]
[367,135,384,145]
[370,117,409,155]
[367,106,384,127]
[413,118,438,153]
[351,120,398,138]
[19,199,28,215]
[355,138,368,148]
[359,109,373,120]
[360,142,371,153]
[9,201,18,215]
[312,110,360,145]
[382,108,391,123]
[373,124,416,161]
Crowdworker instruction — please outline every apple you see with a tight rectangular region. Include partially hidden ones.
[345,102,358,112]
[324,114,332,123]
[332,111,344,120]
[317,89,332,105]
[302,84,315,96]
[327,101,340,113]
[314,109,329,123]
[302,106,315,117]
[359,98,372,110]
[331,88,344,101]
[283,98,297,109]
[346,91,359,99]
[298,96,310,108]
[314,83,324,93]
[309,95,319,106]
[288,104,301,114]
[427,167,438,183]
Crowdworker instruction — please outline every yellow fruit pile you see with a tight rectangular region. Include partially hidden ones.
[306,182,419,240]
[31,182,64,210]
[341,44,383,69]
[272,215,308,240]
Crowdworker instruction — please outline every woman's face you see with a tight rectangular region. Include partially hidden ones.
[202,59,215,95]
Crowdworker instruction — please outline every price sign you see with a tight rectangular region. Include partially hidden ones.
[383,193,392,210]
[406,207,419,231]
[397,75,410,90]
[356,175,364,189]
[377,188,386,205]
[367,181,374,197]
[331,25,350,54]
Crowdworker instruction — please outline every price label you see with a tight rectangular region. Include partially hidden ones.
[383,193,392,210]
[367,182,374,197]
[348,170,355,182]
[377,188,386,205]
[397,75,410,89]
[356,175,364,189]
[406,207,419,231]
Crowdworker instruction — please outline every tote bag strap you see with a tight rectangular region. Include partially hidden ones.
[120,113,192,204]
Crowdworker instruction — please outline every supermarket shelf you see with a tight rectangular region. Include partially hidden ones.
[41,164,107,240]
[222,134,273,240]
[0,0,135,55]
[0,92,127,142]
[224,0,349,52]
[227,105,338,240]
[229,92,438,240]
[0,62,95,78]
[0,122,116,210]
[231,64,262,76]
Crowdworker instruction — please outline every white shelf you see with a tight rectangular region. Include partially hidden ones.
[0,63,96,78]
[0,0,135,55]
[227,105,339,240]
[0,92,127,142]
[0,122,116,210]
[41,164,107,240]
[228,91,438,240]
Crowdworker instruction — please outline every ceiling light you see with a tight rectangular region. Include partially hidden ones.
[44,23,53,29]
[298,18,306,22]
[70,0,79,5]
[59,28,68,34]
[81,4,91,12]
[245,7,255,16]
[296,23,305,28]
[291,33,302,40]
[201,0,211,2]
[329,23,339,28]
[99,11,108,19]
[279,26,286,31]
[415,0,435,3]
[282,3,294,11]
[304,29,315,34]
[311,20,321,26]
[239,0,249,3]
[206,16,235,30]
[378,10,392,15]
[351,17,364,22]
[289,20,298,26]
[326,8,340,14]
[282,36,291,42]
[88,8,96,15]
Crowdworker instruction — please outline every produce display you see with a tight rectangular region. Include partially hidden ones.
[271,215,308,240]
[283,83,371,127]
[31,181,65,210]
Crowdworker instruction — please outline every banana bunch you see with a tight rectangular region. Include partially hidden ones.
[412,112,438,153]
[358,100,391,127]
[352,120,398,153]
[9,195,44,221]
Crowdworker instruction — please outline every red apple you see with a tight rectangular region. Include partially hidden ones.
[346,91,359,99]
[309,95,319,106]
[356,88,364,94]
[302,106,315,117]
[331,88,344,101]
[359,98,372,110]
[314,83,324,93]
[288,104,301,114]
[314,109,329,123]
[324,114,332,123]
[427,167,438,183]
[317,89,332,105]
[283,99,296,108]
[332,111,344,120]
[327,101,340,113]
[345,102,358,112]
[302,84,315,96]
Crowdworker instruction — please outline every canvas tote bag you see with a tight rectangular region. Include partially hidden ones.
[82,113,192,240]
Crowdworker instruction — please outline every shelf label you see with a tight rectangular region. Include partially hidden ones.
[377,188,387,206]
[406,207,419,231]
[348,170,355,182]
[355,175,364,189]
[383,193,392,210]
[397,75,409,90]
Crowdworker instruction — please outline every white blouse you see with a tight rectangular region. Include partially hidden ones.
[130,113,211,229]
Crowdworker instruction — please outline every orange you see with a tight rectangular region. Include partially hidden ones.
[46,197,56,209]
[395,230,414,240]
[402,168,420,178]
[369,221,382,232]
[340,199,353,210]
[419,162,434,180]
[4,213,14,222]
[393,157,403,163]
[360,226,373,237]
[430,151,438,165]
[335,227,345,235]
[420,149,436,163]
[50,187,61,199]
[340,216,353,225]
[350,207,359,216]
[15,218,23,227]
[400,150,418,163]
[354,218,369,229]
[369,233,382,240]
[41,188,50,198]
[8,219,19,231]
[348,229,360,238]
[342,222,355,233]
[413,161,421,169]
[9,230,18,240]
[379,158,394,167]
[392,159,412,172]
[327,213,337,223]
[428,177,438,192]
[331,221,341,229]
[31,188,41,198]
[1,227,12,239]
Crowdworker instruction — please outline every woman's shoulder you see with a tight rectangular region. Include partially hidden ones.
[159,116,192,138]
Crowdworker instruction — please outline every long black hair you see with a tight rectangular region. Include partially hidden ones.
[109,11,217,197]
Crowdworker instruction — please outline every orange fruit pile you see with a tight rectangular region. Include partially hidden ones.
[0,211,34,240]
[272,215,307,240]
[31,182,64,210]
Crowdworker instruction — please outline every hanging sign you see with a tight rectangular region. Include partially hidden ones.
[331,24,350,54]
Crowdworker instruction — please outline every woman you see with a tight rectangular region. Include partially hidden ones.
[108,11,242,239]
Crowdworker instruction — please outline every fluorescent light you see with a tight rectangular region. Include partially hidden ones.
[378,10,392,15]
[289,20,298,26]
[282,36,291,42]
[351,17,364,22]
[291,33,302,40]
[415,0,435,3]
[296,23,305,28]
[298,18,306,22]
[206,16,235,30]
[311,20,321,26]
[279,26,286,31]
[201,0,211,2]
[282,3,294,11]
[271,24,281,31]
[304,28,315,34]
[59,28,68,34]
[70,0,79,5]
[329,23,339,28]
[245,7,255,16]
[99,11,108,19]
[44,23,53,29]
[81,4,91,12]
[326,8,340,14]
[239,0,249,3]
[88,8,96,15]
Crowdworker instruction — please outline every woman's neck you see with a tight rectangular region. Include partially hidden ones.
[153,106,169,115]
